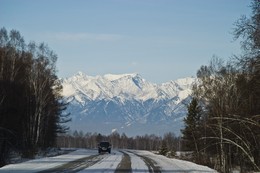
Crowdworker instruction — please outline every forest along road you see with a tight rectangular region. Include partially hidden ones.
[0,149,218,173]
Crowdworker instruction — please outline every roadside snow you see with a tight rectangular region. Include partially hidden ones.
[132,150,218,173]
[0,149,97,173]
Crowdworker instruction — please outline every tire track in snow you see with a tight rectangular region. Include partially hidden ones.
[78,151,123,173]
[38,154,104,173]
[126,150,161,173]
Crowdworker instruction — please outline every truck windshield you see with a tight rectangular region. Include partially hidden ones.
[100,142,110,147]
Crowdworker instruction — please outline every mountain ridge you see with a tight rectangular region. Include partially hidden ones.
[61,72,195,136]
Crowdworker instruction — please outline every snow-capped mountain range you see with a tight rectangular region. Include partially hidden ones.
[61,72,195,136]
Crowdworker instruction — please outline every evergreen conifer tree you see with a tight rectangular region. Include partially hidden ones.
[181,98,202,160]
[159,141,168,156]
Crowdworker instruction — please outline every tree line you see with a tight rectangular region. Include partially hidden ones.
[0,28,69,166]
[181,1,260,172]
[56,130,180,157]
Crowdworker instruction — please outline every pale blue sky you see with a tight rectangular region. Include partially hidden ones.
[0,0,251,83]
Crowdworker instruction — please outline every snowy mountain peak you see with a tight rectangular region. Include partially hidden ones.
[62,72,195,101]
[61,72,195,136]
[104,73,140,81]
[76,71,85,76]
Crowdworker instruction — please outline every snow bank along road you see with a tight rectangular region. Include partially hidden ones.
[0,149,218,173]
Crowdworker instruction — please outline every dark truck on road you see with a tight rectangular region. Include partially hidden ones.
[98,141,111,154]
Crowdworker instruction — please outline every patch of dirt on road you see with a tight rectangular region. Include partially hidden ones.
[115,151,131,173]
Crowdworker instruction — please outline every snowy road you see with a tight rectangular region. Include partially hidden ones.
[0,149,217,173]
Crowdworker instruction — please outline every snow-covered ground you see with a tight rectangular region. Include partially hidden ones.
[0,149,97,173]
[131,150,218,173]
[0,149,218,173]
